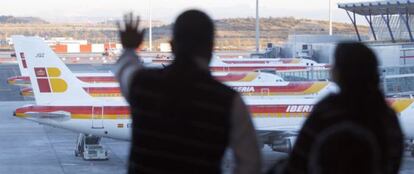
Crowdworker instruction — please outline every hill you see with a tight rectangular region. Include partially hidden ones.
[0,17,368,50]
[151,17,368,50]
[0,16,48,24]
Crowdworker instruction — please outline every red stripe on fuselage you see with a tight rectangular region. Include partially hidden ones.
[16,104,313,116]
[16,105,130,115]
[214,73,250,82]
[77,76,116,83]
[83,87,120,94]
[9,76,117,84]
[210,66,308,72]
[244,82,314,93]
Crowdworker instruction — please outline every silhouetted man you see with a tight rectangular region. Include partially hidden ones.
[115,11,261,174]
[283,42,403,174]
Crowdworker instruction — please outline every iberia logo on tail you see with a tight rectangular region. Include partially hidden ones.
[34,67,68,93]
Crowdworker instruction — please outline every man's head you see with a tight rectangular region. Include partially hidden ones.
[332,42,380,92]
[171,10,215,65]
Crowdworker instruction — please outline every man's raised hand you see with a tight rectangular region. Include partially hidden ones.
[118,12,145,49]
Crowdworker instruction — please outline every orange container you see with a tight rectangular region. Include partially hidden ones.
[52,44,68,53]
[80,44,92,53]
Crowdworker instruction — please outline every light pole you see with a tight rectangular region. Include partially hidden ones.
[149,0,153,51]
[329,0,333,35]
[255,0,260,53]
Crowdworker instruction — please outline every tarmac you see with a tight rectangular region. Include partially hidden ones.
[0,64,26,101]
[1,64,414,173]
[0,102,129,174]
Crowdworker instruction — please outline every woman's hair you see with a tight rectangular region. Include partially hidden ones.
[333,42,387,112]
[333,42,380,93]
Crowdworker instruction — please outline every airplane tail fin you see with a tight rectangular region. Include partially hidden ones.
[12,35,29,76]
[12,36,96,105]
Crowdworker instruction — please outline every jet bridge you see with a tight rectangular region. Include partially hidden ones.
[275,64,414,96]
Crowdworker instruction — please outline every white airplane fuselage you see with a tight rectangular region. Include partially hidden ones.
[15,98,414,141]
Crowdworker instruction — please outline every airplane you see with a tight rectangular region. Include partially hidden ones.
[220,57,327,66]
[209,57,329,73]
[11,37,121,99]
[7,73,115,87]
[8,45,330,86]
[7,48,115,87]
[19,86,122,97]
[13,37,121,100]
[9,41,289,89]
[8,68,284,87]
[145,55,329,66]
[144,56,329,72]
[18,72,335,99]
[14,36,414,158]
[11,37,335,99]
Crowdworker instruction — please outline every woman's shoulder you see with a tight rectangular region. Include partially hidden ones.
[314,94,341,111]
[306,94,351,123]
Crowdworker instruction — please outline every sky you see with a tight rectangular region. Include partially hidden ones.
[0,0,378,23]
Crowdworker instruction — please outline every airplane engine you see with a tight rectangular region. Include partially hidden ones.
[270,136,297,153]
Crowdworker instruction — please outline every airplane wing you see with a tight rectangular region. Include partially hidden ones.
[25,111,71,121]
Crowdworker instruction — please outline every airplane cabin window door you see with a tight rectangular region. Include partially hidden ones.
[92,106,104,129]
[261,88,270,96]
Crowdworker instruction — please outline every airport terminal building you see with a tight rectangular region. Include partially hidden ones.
[285,0,414,65]
[280,0,414,96]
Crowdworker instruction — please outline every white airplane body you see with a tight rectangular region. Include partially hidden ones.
[209,57,329,73]
[219,57,325,66]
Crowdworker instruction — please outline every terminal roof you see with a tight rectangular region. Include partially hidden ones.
[338,0,414,15]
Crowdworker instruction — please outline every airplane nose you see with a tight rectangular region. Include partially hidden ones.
[13,111,27,118]
[13,109,26,118]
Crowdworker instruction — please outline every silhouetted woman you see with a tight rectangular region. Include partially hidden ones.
[283,42,403,174]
